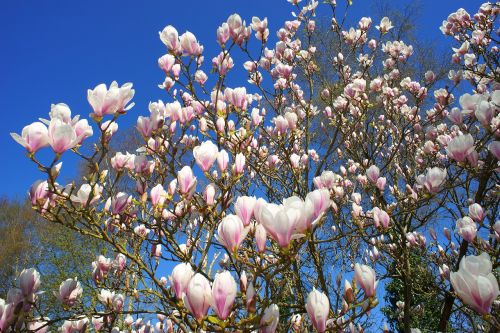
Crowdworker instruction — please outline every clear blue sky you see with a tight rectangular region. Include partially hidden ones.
[0,0,483,198]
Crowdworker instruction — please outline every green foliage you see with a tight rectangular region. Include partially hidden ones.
[381,251,442,332]
[0,197,106,317]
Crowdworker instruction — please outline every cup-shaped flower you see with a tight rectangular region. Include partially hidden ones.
[260,304,279,333]
[217,150,229,172]
[305,189,331,222]
[447,134,474,162]
[193,140,219,172]
[150,184,167,207]
[468,203,484,222]
[417,167,447,194]
[179,31,202,56]
[177,166,197,197]
[70,184,102,207]
[11,122,49,153]
[28,317,50,333]
[87,81,135,118]
[258,203,300,247]
[18,268,41,297]
[48,118,78,154]
[366,165,380,183]
[456,217,477,243]
[54,278,82,307]
[450,253,499,314]
[255,223,267,253]
[159,25,180,53]
[211,271,237,320]
[183,273,212,321]
[235,196,257,226]
[170,263,194,300]
[216,214,249,252]
[354,264,377,297]
[306,288,330,333]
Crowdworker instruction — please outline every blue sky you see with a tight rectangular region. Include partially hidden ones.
[0,0,483,198]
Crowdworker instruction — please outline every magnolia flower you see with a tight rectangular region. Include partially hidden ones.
[447,134,474,162]
[450,253,499,314]
[54,278,82,307]
[260,304,279,333]
[216,214,249,252]
[354,263,377,297]
[211,271,237,320]
[235,196,257,226]
[59,318,88,333]
[179,31,203,56]
[455,217,477,242]
[193,140,219,172]
[159,25,180,52]
[177,166,197,197]
[306,288,330,332]
[468,203,484,222]
[417,167,447,194]
[11,122,49,153]
[170,263,194,299]
[47,118,78,153]
[70,184,102,206]
[18,268,41,297]
[366,165,380,183]
[87,81,135,118]
[233,152,246,174]
[258,201,301,247]
[28,317,50,333]
[376,17,393,33]
[489,141,500,160]
[305,189,330,222]
[150,184,167,207]
[255,223,267,253]
[183,273,212,320]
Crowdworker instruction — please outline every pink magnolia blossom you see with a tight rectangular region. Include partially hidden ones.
[372,207,390,228]
[260,304,279,333]
[70,184,102,207]
[177,166,197,196]
[18,268,41,297]
[159,25,180,53]
[54,278,82,307]
[366,165,380,183]
[193,140,219,172]
[47,118,78,154]
[183,273,212,320]
[305,189,330,222]
[170,263,194,300]
[216,214,249,252]
[11,122,49,153]
[305,288,330,333]
[254,223,267,253]
[204,184,216,206]
[450,253,499,314]
[354,263,377,297]
[258,201,301,248]
[150,184,167,207]
[211,271,237,320]
[87,81,135,118]
[417,167,447,194]
[179,31,203,56]
[455,217,477,243]
[468,203,484,222]
[447,134,474,162]
[233,153,246,174]
[235,196,257,226]
[489,141,500,160]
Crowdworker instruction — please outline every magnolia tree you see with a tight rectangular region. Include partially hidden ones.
[5,0,500,332]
